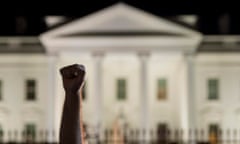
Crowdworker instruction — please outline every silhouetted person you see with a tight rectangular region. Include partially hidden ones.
[59,64,86,144]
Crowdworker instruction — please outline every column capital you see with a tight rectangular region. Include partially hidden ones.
[92,51,105,57]
[184,51,196,58]
[137,51,150,59]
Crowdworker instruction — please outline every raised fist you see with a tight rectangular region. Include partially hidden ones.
[60,64,86,94]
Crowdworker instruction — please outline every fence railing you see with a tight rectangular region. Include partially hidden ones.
[0,129,239,144]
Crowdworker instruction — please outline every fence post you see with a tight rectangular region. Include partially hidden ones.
[104,129,108,144]
[218,129,222,144]
[149,129,154,144]
[0,129,3,144]
[189,128,197,144]
[8,130,12,143]
[123,127,128,144]
[167,129,171,144]
[13,130,17,143]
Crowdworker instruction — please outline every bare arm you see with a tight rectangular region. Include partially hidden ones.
[59,64,86,144]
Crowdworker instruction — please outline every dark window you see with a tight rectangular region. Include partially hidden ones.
[26,79,36,101]
[209,124,220,143]
[208,79,219,100]
[157,78,167,100]
[117,78,127,100]
[157,123,168,143]
[25,123,36,142]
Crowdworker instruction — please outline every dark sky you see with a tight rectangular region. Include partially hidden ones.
[0,1,238,36]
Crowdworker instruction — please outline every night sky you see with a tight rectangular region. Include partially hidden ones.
[0,0,238,35]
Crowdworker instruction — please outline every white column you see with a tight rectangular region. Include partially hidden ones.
[47,56,57,142]
[185,53,196,143]
[138,52,149,131]
[92,52,104,129]
[53,58,63,143]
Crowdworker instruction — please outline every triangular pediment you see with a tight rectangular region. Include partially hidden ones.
[40,2,202,54]
[41,2,200,38]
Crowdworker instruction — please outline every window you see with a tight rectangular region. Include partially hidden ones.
[208,79,219,100]
[0,80,2,101]
[157,78,167,100]
[208,124,220,143]
[24,123,36,142]
[157,123,168,143]
[117,78,127,100]
[26,79,36,101]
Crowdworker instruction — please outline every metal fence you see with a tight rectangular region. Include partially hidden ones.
[0,129,240,144]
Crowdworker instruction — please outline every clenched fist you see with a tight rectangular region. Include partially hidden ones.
[59,64,86,144]
[60,64,86,94]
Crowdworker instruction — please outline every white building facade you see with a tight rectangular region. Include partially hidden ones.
[0,3,239,142]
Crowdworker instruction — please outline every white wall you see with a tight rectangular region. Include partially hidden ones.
[102,52,141,128]
[5,51,240,142]
[148,52,186,130]
[55,51,190,131]
[195,53,240,131]
[0,54,53,142]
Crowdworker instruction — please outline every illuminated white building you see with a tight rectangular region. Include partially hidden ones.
[0,2,239,142]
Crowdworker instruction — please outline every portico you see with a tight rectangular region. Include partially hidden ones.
[40,2,202,141]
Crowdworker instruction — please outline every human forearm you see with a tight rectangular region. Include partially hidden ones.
[59,64,86,144]
[59,93,82,144]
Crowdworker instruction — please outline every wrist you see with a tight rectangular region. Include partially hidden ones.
[65,90,80,96]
